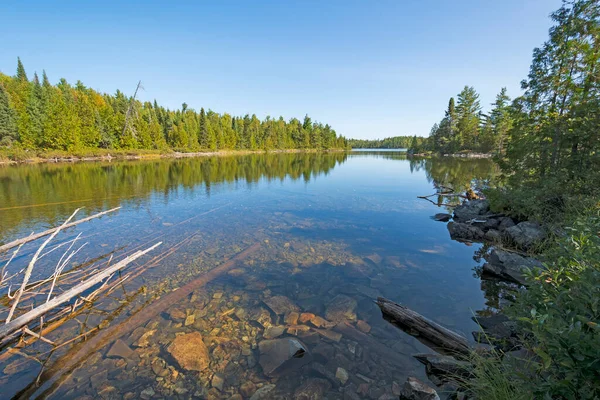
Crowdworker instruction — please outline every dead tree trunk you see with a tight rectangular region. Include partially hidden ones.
[376,297,470,356]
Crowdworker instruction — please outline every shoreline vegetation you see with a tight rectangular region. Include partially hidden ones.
[0,147,347,165]
[0,60,349,162]
[398,1,600,399]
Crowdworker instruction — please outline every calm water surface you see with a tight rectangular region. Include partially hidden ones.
[0,152,498,399]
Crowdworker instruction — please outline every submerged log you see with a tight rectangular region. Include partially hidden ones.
[376,297,470,356]
[20,242,261,399]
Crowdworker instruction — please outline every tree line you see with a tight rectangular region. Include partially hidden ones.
[0,60,348,153]
[347,136,415,149]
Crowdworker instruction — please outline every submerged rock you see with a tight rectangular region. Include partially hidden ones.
[293,378,331,400]
[249,384,276,400]
[325,294,357,323]
[106,339,133,359]
[258,338,310,377]
[264,295,300,315]
[483,249,544,285]
[167,332,210,371]
[400,377,440,400]
[335,367,349,385]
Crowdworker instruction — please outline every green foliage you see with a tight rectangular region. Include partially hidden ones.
[0,83,18,147]
[348,136,416,149]
[0,59,347,153]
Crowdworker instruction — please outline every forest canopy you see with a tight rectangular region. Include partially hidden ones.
[0,60,348,153]
[347,136,416,149]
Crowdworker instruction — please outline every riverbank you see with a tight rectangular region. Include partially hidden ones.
[0,148,348,165]
[410,151,492,158]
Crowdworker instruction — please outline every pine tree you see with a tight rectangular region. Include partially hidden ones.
[456,86,481,150]
[198,107,208,148]
[0,83,18,146]
[490,87,512,154]
[16,57,28,82]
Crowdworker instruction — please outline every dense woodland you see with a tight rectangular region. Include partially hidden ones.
[347,136,414,149]
[0,62,348,154]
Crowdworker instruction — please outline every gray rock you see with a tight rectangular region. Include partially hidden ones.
[106,339,133,359]
[484,229,502,243]
[325,294,357,323]
[258,338,310,377]
[264,295,300,315]
[432,213,451,222]
[483,249,544,285]
[310,362,340,387]
[453,200,490,222]
[504,221,546,250]
[498,217,515,231]
[140,387,155,400]
[249,384,276,400]
[413,354,472,379]
[293,378,332,400]
[336,367,349,384]
[264,326,285,339]
[212,373,225,391]
[447,222,485,242]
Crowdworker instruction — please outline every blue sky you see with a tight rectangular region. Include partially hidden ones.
[0,1,561,139]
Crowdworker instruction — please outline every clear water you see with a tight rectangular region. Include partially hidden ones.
[0,152,498,399]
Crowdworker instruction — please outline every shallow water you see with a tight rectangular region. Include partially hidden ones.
[0,151,498,399]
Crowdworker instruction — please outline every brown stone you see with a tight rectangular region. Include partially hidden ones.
[107,339,133,359]
[264,295,300,315]
[299,313,315,323]
[285,311,300,325]
[240,381,257,398]
[168,332,210,371]
[356,320,371,333]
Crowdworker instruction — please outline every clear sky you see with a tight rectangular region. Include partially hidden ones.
[0,1,561,139]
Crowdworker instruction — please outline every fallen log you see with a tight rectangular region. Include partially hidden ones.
[0,242,161,341]
[376,297,470,356]
[0,207,121,254]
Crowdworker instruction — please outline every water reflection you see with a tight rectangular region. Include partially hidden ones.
[0,152,497,399]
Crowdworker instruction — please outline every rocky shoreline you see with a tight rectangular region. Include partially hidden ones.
[395,199,547,399]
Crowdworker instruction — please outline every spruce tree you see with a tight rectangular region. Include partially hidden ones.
[0,83,18,146]
[198,107,208,148]
[16,57,28,82]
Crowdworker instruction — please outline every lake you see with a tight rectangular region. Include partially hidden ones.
[0,151,498,399]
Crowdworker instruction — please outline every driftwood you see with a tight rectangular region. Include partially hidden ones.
[0,207,121,254]
[0,242,161,341]
[376,297,470,356]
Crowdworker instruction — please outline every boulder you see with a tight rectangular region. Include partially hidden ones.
[293,378,331,400]
[325,294,357,323]
[504,221,546,250]
[167,332,210,371]
[432,213,451,222]
[447,222,485,242]
[413,354,472,379]
[452,200,490,222]
[400,377,440,400]
[483,249,544,285]
[258,338,310,377]
[484,229,502,243]
[498,217,516,231]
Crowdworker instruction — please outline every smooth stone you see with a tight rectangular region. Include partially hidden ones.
[285,311,300,325]
[140,387,155,400]
[133,329,155,348]
[336,367,349,385]
[212,373,225,391]
[258,338,310,377]
[240,381,257,398]
[168,332,210,371]
[107,339,133,359]
[356,320,371,333]
[447,221,485,242]
[264,295,300,315]
[452,200,490,222]
[504,221,546,250]
[325,294,357,323]
[264,326,285,339]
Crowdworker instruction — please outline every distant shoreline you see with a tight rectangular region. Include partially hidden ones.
[0,148,348,166]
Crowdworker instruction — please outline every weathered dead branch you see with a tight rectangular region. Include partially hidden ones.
[0,207,121,254]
